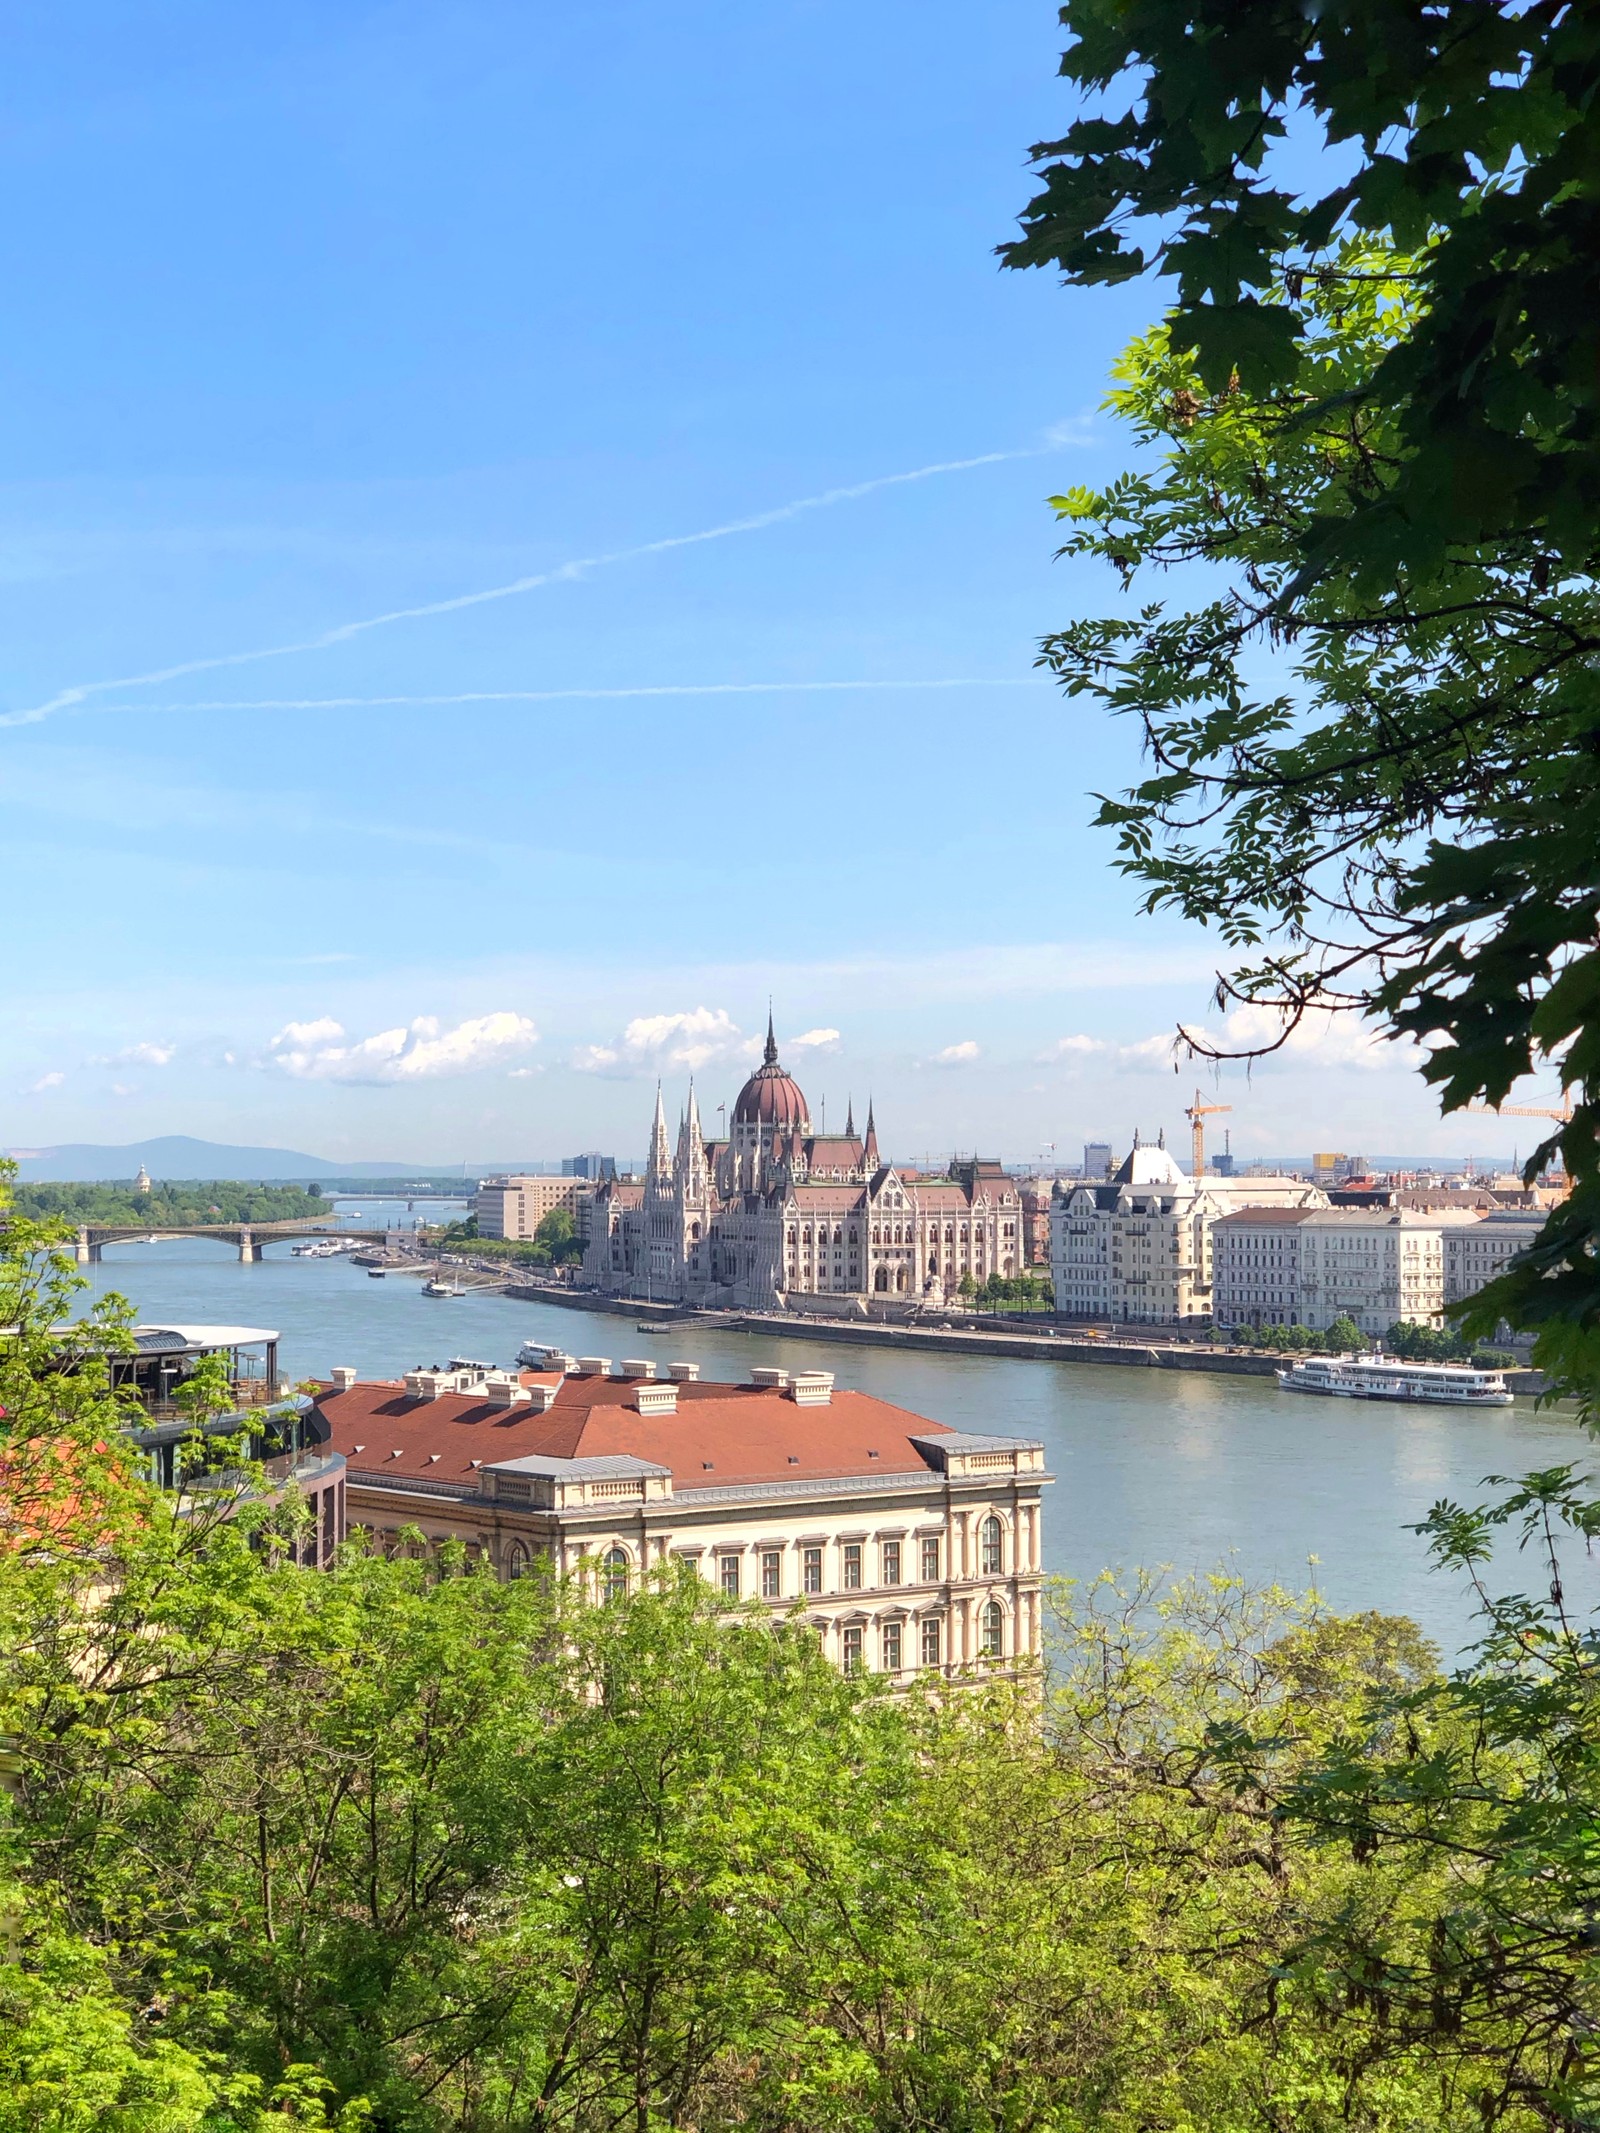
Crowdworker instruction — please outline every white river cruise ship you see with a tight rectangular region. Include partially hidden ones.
[1277,1354,1513,1407]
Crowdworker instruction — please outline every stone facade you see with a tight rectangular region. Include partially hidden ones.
[583,1018,1023,1310]
[314,1359,1050,1680]
[1442,1209,1546,1307]
[1297,1209,1483,1335]
[1049,1140,1326,1323]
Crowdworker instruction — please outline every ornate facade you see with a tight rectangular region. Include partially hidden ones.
[584,1017,1024,1310]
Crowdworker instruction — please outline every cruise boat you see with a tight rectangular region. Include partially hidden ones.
[1277,1354,1513,1406]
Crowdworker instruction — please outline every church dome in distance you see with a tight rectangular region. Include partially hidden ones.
[733,1015,810,1130]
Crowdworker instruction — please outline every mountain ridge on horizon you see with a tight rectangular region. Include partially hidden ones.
[1,1134,534,1183]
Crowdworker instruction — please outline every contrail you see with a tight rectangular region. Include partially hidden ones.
[89,677,1050,714]
[0,447,1048,730]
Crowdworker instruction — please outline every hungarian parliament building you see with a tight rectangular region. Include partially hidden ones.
[583,1018,1024,1311]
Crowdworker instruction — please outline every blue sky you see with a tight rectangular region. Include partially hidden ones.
[0,0,1477,1166]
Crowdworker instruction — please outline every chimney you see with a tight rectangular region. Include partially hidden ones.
[667,1360,701,1382]
[634,1381,678,1416]
[487,1379,531,1408]
[751,1367,790,1388]
[619,1358,658,1379]
[788,1371,834,1407]
[330,1366,358,1392]
[575,1356,611,1377]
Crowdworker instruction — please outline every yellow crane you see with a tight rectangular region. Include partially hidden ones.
[1465,1099,1574,1125]
[1185,1090,1231,1178]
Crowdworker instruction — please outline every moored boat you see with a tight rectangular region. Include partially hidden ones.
[1277,1353,1512,1406]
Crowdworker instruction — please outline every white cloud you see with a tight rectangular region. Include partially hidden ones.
[934,1040,981,1064]
[266,1011,539,1085]
[572,1006,756,1078]
[789,1026,841,1051]
[1044,1031,1176,1072]
[1198,1004,1398,1071]
[113,1040,176,1067]
[110,1082,136,1097]
[1045,1007,1400,1079]
[27,1070,64,1092]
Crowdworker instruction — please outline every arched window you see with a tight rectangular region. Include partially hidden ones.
[980,1515,1003,1575]
[600,1546,629,1603]
[980,1600,1004,1658]
[874,1266,889,1292]
[505,1539,530,1581]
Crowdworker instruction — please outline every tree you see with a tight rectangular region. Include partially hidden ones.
[1003,4,1600,1420]
[1324,1316,1366,1354]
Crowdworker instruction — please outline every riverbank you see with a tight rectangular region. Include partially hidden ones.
[500,1281,1549,1394]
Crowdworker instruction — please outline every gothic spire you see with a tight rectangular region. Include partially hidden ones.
[863,1096,879,1169]
[763,1004,778,1066]
[648,1082,672,1181]
[845,1094,855,1138]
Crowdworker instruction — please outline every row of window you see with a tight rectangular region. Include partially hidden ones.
[841,1600,1005,1673]
[582,1516,1012,1602]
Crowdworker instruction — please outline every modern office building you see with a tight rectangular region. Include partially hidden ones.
[473,1173,592,1240]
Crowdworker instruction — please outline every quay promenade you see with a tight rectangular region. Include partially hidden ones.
[495,1277,1549,1394]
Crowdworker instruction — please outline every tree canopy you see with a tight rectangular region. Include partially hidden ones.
[1003,1,1600,1417]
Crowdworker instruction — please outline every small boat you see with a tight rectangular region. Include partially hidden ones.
[367,1268,387,1279]
[1277,1353,1512,1407]
[637,1321,673,1334]
[424,1275,468,1298]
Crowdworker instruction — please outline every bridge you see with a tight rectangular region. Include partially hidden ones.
[75,1220,393,1264]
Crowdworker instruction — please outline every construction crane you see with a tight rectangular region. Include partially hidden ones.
[1185,1090,1231,1178]
[1465,1099,1574,1125]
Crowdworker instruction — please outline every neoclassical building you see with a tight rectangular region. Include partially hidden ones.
[584,1018,1024,1310]
[314,1356,1049,1680]
[1049,1137,1326,1324]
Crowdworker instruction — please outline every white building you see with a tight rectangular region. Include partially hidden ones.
[313,1357,1050,1679]
[1048,1138,1326,1324]
[1211,1207,1322,1329]
[583,1018,1022,1311]
[1443,1209,1546,1309]
[1297,1209,1483,1335]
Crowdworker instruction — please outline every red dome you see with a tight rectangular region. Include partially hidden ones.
[733,1019,810,1130]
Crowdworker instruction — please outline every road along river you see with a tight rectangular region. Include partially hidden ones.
[79,1215,1597,1652]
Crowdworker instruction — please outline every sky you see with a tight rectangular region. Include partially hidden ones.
[0,0,1506,1168]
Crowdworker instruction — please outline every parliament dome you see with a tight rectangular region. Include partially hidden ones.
[732,1017,810,1130]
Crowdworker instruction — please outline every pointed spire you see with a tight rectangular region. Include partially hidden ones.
[845,1094,856,1138]
[648,1082,672,1181]
[863,1096,880,1168]
[684,1078,705,1185]
[763,1004,778,1066]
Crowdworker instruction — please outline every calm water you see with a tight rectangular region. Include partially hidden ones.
[80,1207,1598,1652]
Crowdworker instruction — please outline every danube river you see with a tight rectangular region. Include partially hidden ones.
[79,1204,1598,1652]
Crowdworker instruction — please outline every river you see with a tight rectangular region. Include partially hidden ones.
[78,1199,1598,1652]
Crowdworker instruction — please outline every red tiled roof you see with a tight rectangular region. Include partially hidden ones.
[315,1374,952,1490]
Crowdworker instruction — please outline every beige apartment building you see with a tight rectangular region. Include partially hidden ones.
[1297,1209,1482,1335]
[1443,1209,1546,1309]
[1211,1207,1321,1329]
[1048,1139,1326,1323]
[473,1173,591,1241]
[312,1357,1050,1679]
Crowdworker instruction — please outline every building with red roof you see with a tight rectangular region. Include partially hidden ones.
[583,1014,1024,1311]
[314,1352,1050,1678]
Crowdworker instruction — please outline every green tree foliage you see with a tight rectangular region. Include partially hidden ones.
[10,1180,329,1227]
[1002,3,1600,1420]
[7,1161,1600,2126]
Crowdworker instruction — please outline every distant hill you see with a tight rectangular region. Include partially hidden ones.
[2,1136,463,1183]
